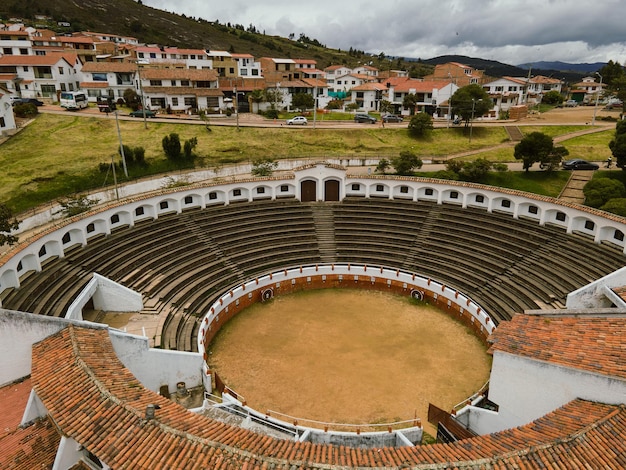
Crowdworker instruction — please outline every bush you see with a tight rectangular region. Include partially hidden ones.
[263,109,279,119]
[391,151,423,176]
[583,178,626,208]
[162,133,182,161]
[13,102,38,118]
[408,113,434,138]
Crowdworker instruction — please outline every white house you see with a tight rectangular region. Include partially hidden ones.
[0,52,82,101]
[0,85,17,136]
[79,61,137,101]
[483,76,527,118]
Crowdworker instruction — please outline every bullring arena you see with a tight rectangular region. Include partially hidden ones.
[1,162,626,468]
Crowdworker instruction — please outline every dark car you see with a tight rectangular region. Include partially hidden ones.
[382,114,403,123]
[129,109,156,118]
[14,98,44,106]
[561,159,599,170]
[354,113,377,123]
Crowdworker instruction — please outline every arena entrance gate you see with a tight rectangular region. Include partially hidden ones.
[324,180,340,201]
[300,180,317,202]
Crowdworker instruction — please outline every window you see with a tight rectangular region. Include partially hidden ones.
[352,183,360,191]
[229,67,235,74]
[19,48,28,55]
[528,205,538,214]
[2,48,12,55]
[184,196,193,204]
[400,186,409,194]
[86,223,95,233]
[614,230,624,241]
[376,184,384,192]
[208,192,217,200]
[59,67,64,75]
[38,245,47,257]
[41,85,56,96]
[241,69,248,76]
[171,97,179,106]
[501,199,511,208]
[475,195,485,203]
[233,189,242,196]
[251,69,259,76]
[450,191,459,199]
[184,97,197,107]
[584,220,595,231]
[180,80,189,87]
[257,187,265,194]
[425,188,434,196]
[280,185,289,192]
[60,83,66,91]
[135,207,144,216]
[556,212,566,222]
[0,117,4,128]
[159,201,169,210]
[62,233,71,244]
[110,214,120,224]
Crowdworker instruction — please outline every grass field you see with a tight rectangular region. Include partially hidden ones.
[0,112,615,213]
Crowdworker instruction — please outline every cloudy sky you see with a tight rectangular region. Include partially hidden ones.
[143,0,626,66]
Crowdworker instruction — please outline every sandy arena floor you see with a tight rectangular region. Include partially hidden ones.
[207,289,491,435]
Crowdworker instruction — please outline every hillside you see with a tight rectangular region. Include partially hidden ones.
[2,0,587,82]
[0,0,361,68]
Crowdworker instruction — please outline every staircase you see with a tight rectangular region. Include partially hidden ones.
[310,203,337,263]
[402,205,443,271]
[505,126,524,141]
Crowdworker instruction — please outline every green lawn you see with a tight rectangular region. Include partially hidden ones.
[0,112,616,213]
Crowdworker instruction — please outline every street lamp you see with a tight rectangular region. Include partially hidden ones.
[591,72,603,126]
[447,72,453,129]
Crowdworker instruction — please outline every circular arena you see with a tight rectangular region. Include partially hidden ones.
[1,163,626,468]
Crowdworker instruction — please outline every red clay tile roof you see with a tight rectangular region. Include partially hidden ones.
[28,324,626,469]
[0,378,32,434]
[489,313,626,379]
[80,62,137,73]
[0,417,60,470]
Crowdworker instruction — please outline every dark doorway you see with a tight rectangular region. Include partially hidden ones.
[301,180,317,202]
[324,180,340,201]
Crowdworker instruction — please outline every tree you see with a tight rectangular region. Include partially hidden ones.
[162,133,182,161]
[0,203,20,246]
[541,146,569,172]
[610,121,626,169]
[375,158,390,174]
[450,84,492,126]
[291,92,315,112]
[597,60,625,90]
[251,158,278,176]
[391,151,423,176]
[183,137,197,162]
[402,93,418,115]
[583,178,626,208]
[514,132,555,172]
[123,88,141,111]
[407,113,433,138]
[379,100,393,115]
[542,90,564,105]
[445,158,494,183]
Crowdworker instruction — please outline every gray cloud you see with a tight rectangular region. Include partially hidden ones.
[144,0,626,65]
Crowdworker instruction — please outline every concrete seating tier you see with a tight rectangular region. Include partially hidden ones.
[2,198,625,350]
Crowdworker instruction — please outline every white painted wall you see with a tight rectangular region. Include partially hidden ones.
[476,351,626,433]
[109,330,204,393]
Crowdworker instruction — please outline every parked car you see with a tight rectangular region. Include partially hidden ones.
[129,109,156,118]
[286,116,308,125]
[564,100,578,107]
[382,114,403,123]
[561,159,599,170]
[354,113,377,123]
[13,97,44,106]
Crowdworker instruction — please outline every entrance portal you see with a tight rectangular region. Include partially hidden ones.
[301,180,317,202]
[324,180,340,201]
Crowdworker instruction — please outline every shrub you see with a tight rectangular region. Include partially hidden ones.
[162,133,182,161]
[408,113,434,138]
[13,102,38,118]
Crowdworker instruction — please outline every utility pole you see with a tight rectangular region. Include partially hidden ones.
[114,111,128,177]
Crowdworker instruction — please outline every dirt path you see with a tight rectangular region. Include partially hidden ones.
[207,289,491,436]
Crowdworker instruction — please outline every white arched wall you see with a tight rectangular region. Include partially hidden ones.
[2,163,626,294]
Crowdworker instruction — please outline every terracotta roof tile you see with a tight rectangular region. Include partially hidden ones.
[24,324,626,468]
[0,378,31,434]
[0,417,60,470]
[488,314,626,379]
